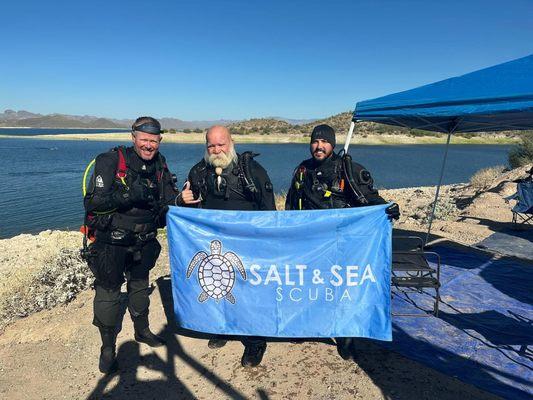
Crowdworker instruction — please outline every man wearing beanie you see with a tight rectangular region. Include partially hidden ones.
[285,124,390,210]
[285,123,399,358]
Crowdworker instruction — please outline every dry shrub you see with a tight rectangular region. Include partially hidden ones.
[0,248,92,331]
[421,196,459,223]
[470,165,506,190]
[509,131,533,168]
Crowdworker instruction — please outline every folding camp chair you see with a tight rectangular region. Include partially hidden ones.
[391,236,441,317]
[510,169,533,227]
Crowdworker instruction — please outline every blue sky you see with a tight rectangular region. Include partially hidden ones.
[1,0,532,120]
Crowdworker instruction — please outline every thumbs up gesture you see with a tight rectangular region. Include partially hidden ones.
[180,181,201,205]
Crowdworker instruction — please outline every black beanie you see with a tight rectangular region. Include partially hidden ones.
[310,124,336,148]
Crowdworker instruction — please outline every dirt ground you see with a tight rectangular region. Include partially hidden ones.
[0,260,500,400]
[2,165,531,399]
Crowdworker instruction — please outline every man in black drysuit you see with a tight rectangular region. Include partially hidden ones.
[83,116,181,373]
[181,125,276,367]
[285,124,400,359]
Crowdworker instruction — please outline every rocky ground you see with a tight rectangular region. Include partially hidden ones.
[381,163,531,246]
[1,165,530,399]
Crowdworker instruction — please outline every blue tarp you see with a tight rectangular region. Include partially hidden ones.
[354,54,533,133]
[166,205,392,339]
[476,229,533,261]
[389,245,533,400]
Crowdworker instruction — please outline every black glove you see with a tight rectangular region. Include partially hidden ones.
[112,183,133,208]
[385,203,400,221]
[112,177,154,208]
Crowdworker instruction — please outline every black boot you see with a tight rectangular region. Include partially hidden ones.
[208,337,228,349]
[132,314,165,347]
[98,327,118,374]
[134,327,166,347]
[241,343,267,367]
[336,337,354,360]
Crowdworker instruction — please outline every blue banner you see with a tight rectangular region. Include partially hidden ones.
[167,205,392,340]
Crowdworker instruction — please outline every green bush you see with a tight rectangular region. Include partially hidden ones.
[509,131,533,168]
[422,196,458,223]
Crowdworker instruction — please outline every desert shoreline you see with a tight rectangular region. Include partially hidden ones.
[0,130,519,145]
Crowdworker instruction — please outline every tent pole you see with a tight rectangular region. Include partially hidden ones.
[425,125,458,246]
[343,121,356,154]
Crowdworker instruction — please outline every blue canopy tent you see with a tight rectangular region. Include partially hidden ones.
[349,54,533,244]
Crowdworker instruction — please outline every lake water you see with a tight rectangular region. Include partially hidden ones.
[0,137,512,238]
[0,128,129,136]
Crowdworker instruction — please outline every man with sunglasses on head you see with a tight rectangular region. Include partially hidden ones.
[181,125,275,367]
[83,116,182,374]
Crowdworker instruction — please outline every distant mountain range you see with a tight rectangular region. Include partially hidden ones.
[0,109,518,139]
[0,109,319,130]
[0,110,125,129]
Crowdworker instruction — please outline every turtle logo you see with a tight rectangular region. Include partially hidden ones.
[186,240,246,304]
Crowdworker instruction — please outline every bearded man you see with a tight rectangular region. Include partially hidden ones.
[181,125,275,367]
[285,123,399,360]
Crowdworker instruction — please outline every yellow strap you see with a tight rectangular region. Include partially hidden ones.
[82,159,96,197]
[324,190,332,198]
[298,198,302,210]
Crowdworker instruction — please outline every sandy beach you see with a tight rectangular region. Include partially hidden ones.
[0,130,519,145]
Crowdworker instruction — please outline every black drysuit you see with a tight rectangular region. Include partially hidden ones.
[285,152,386,353]
[187,153,275,347]
[84,146,179,330]
[285,152,386,210]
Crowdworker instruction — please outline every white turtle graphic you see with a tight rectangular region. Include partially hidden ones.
[186,240,246,304]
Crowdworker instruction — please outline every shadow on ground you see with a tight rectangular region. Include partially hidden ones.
[87,228,531,399]
[87,277,254,400]
[373,228,533,400]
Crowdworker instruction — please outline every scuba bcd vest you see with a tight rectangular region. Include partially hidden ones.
[81,146,168,248]
[292,152,370,210]
[191,151,262,206]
